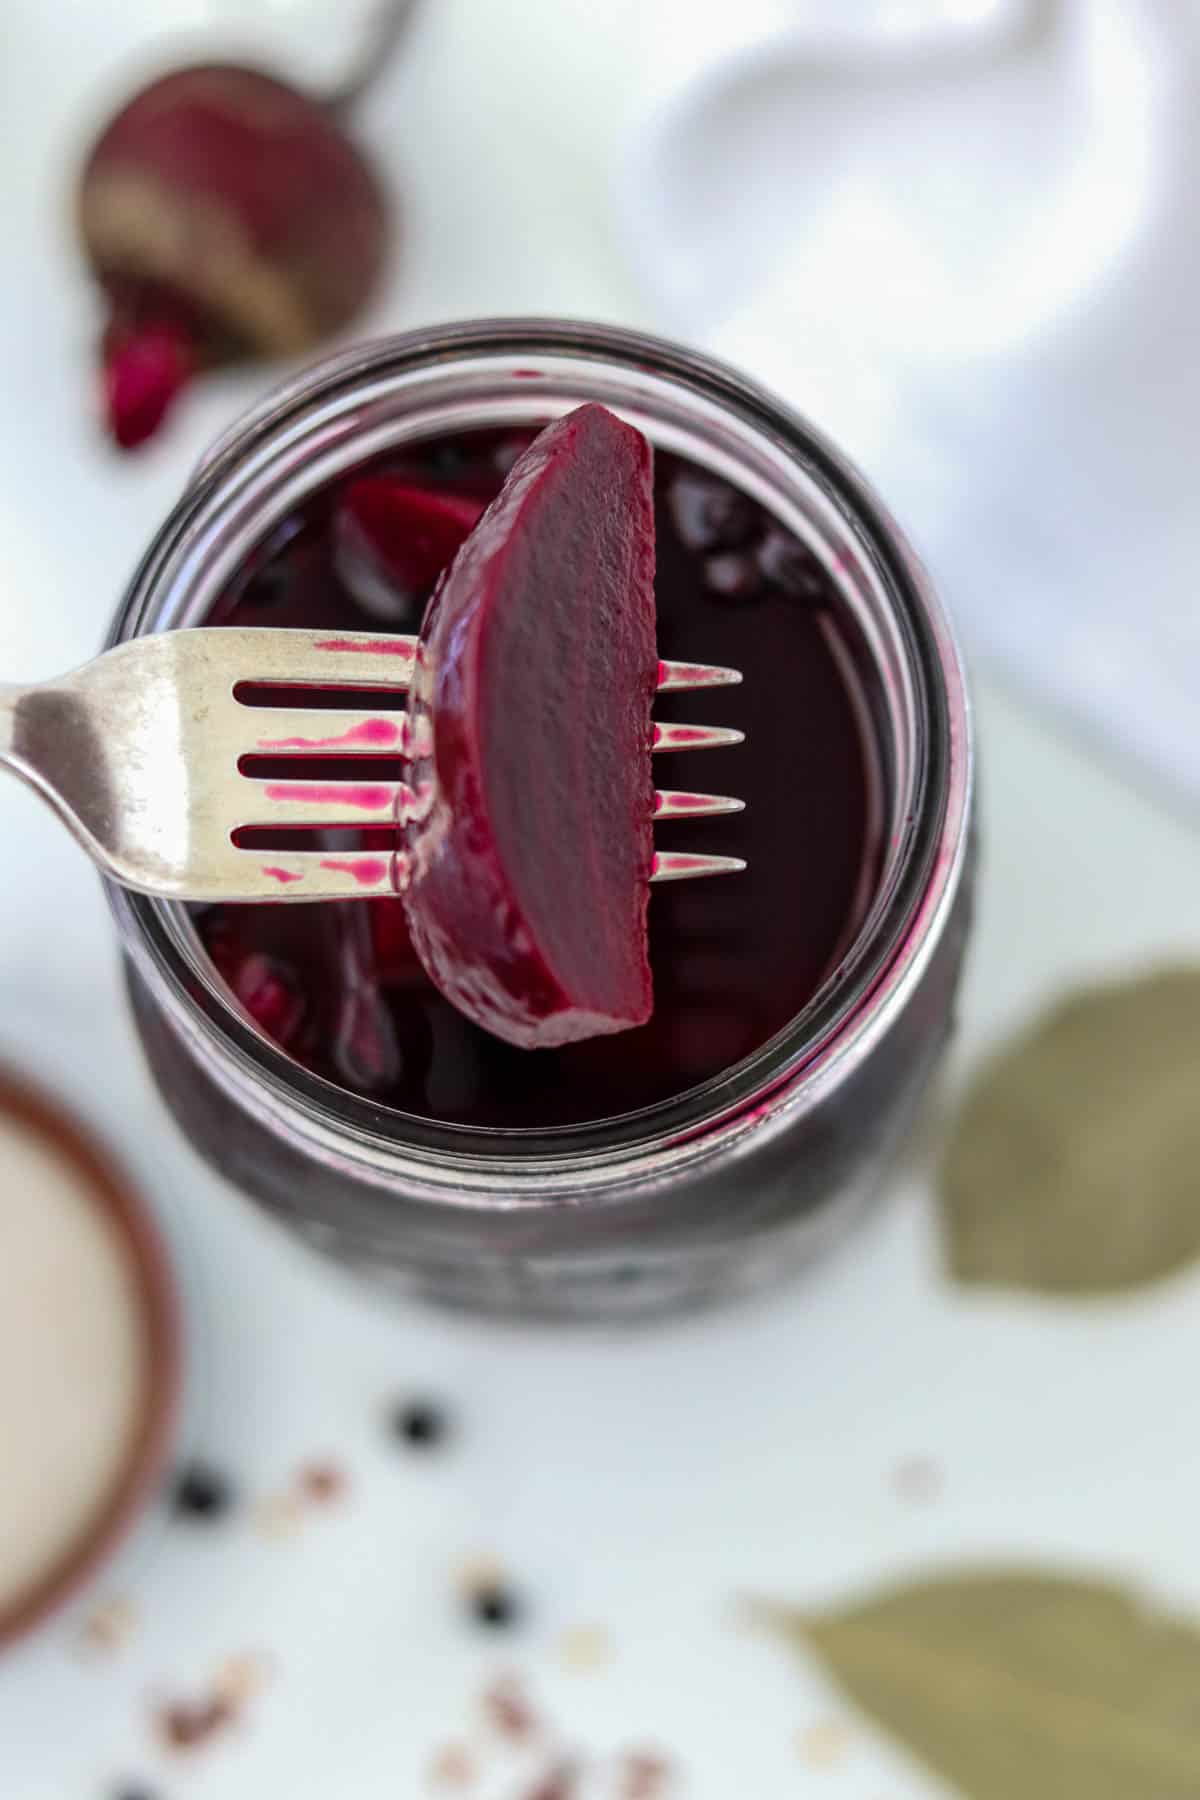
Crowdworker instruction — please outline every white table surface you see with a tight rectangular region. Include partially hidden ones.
[2,4,1200,1797]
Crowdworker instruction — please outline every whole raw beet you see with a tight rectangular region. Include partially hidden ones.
[79,64,387,448]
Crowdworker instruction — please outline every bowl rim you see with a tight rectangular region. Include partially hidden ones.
[0,1066,180,1648]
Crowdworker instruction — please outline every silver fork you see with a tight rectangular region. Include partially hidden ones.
[0,629,746,902]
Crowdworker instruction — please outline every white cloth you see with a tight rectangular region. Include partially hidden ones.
[620,0,1200,803]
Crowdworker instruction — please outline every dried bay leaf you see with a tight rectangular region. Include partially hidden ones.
[766,1569,1200,1800]
[939,968,1200,1294]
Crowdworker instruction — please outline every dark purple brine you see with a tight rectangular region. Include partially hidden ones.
[196,425,879,1128]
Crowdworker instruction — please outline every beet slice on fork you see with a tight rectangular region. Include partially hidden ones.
[402,404,659,1049]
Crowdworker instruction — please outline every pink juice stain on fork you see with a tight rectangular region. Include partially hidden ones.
[653,724,708,747]
[656,659,724,689]
[652,852,710,875]
[654,790,708,812]
[263,783,394,811]
[314,637,416,660]
[261,865,304,885]
[256,717,402,752]
[319,856,389,887]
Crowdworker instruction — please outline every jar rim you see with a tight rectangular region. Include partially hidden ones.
[107,318,972,1194]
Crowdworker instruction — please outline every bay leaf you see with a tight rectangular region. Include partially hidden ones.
[939,967,1200,1294]
[766,1568,1200,1800]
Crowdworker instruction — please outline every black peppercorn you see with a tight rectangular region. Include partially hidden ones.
[391,1400,448,1449]
[470,1584,520,1629]
[171,1461,233,1520]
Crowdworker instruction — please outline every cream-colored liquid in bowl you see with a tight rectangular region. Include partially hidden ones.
[0,1116,148,1618]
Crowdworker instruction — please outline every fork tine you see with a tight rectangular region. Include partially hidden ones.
[226,640,734,693]
[239,707,410,757]
[236,777,415,828]
[246,782,742,830]
[211,627,418,689]
[225,641,731,693]
[653,789,745,819]
[657,660,742,692]
[233,846,744,898]
[653,722,745,752]
[232,847,411,899]
[652,851,747,882]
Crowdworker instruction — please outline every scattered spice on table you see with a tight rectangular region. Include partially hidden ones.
[456,1553,504,1591]
[427,1742,476,1790]
[156,1690,236,1752]
[471,1583,523,1630]
[433,1672,681,1798]
[391,1397,451,1449]
[482,1672,539,1741]
[78,1402,689,1793]
[797,1717,853,1768]
[154,1649,271,1754]
[297,1459,349,1505]
[558,1624,611,1672]
[617,1748,674,1798]
[213,1650,274,1706]
[522,1759,579,1800]
[456,1554,524,1630]
[81,1594,139,1655]
[253,1491,306,1540]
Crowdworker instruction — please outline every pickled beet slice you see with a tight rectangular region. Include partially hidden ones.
[403,404,657,1049]
[332,477,484,622]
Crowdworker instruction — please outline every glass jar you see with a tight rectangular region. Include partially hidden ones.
[108,319,975,1320]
